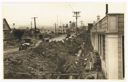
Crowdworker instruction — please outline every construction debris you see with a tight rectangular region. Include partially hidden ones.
[4,30,104,79]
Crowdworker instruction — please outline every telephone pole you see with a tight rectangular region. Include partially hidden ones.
[55,23,57,34]
[32,17,38,32]
[73,11,80,30]
[80,21,84,27]
[31,21,32,29]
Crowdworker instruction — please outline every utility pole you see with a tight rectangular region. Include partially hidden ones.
[32,17,38,32]
[73,11,80,31]
[57,16,58,29]
[62,24,65,33]
[55,23,57,34]
[80,21,84,27]
[31,21,32,29]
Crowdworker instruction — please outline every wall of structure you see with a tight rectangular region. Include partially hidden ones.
[91,33,123,79]
[118,34,124,79]
[3,18,11,40]
[91,33,98,51]
[99,34,106,77]
[91,14,124,79]
[108,16,118,32]
[118,15,124,33]
[3,20,10,31]
[105,34,119,79]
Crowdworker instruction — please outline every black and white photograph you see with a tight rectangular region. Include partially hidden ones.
[2,0,125,80]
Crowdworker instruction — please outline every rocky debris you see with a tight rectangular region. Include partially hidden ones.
[4,30,100,79]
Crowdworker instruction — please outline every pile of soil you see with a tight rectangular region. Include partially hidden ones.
[4,31,94,79]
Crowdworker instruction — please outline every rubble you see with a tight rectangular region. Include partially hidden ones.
[4,30,102,79]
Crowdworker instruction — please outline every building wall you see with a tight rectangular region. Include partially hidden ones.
[118,15,124,33]
[105,34,119,79]
[91,33,98,51]
[96,34,124,79]
[99,34,106,77]
[118,34,124,79]
[91,33,123,79]
[3,18,11,40]
[108,16,118,32]
[91,14,124,79]
[3,18,11,31]
[94,34,123,79]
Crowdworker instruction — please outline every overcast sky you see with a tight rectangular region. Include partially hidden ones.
[3,2,125,28]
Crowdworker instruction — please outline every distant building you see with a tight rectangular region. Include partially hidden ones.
[55,25,68,34]
[63,24,68,33]
[91,13,124,79]
[3,18,11,40]
[80,23,93,31]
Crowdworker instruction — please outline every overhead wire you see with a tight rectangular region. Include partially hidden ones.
[65,1,75,12]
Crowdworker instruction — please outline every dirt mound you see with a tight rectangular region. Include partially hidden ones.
[4,31,94,79]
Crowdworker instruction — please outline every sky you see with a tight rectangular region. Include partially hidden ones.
[2,2,125,28]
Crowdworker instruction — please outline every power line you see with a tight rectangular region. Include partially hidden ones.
[65,2,74,11]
